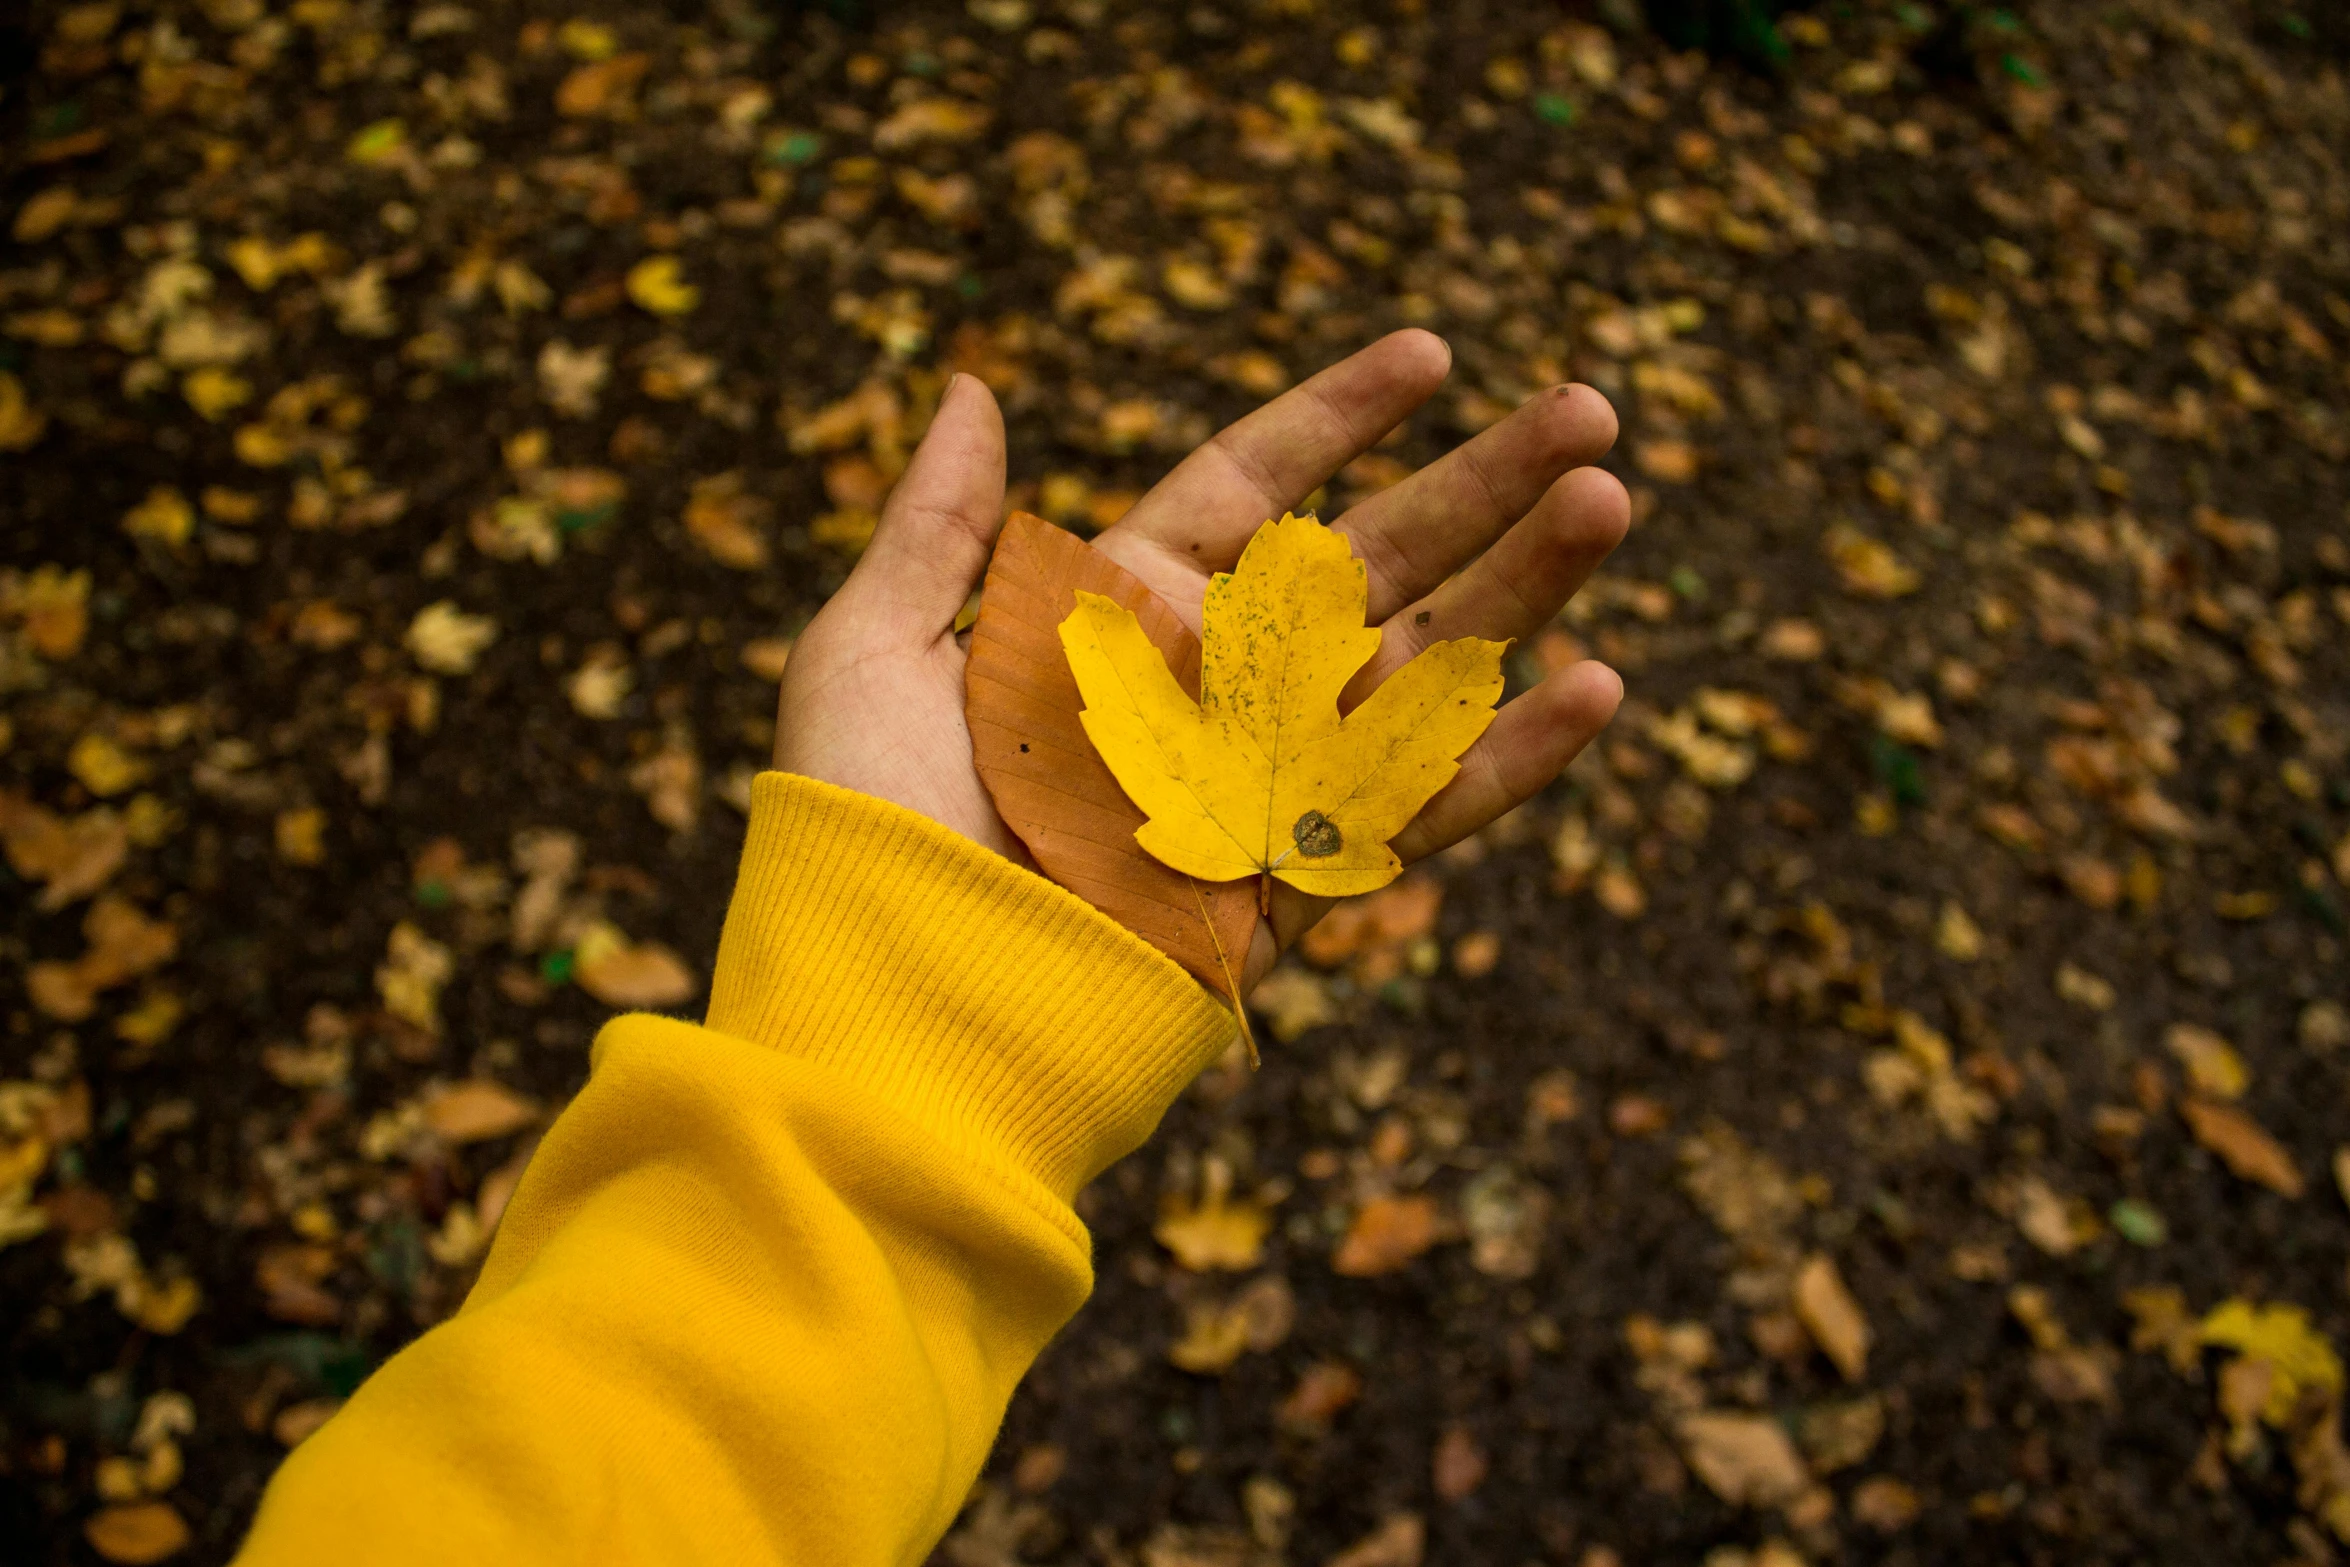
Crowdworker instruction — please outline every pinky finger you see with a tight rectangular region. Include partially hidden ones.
[1386,660,1623,866]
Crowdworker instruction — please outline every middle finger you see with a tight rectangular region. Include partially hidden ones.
[1335,382,1617,624]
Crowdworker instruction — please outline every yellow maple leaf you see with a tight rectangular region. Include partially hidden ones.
[1061,513,1504,900]
[625,255,699,317]
[2202,1298,2344,1425]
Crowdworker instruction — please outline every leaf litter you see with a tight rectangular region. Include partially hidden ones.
[8,1,2350,1562]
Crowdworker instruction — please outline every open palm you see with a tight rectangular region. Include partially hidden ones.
[776,330,1629,989]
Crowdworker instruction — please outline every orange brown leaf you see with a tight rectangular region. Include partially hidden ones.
[965,513,1257,998]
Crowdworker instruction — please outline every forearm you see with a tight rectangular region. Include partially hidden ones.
[236,775,1231,1566]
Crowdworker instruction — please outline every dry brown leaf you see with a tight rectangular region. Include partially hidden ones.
[1332,1193,1440,1277]
[1850,1476,1921,1532]
[421,1080,538,1144]
[683,472,770,569]
[2180,1097,2303,1197]
[965,513,1256,999]
[1793,1253,1871,1381]
[1634,438,1699,482]
[573,923,699,1009]
[1325,1514,1424,1567]
[1277,1360,1363,1432]
[1677,1410,1810,1507]
[556,52,650,117]
[1432,1425,1488,1501]
[84,1500,191,1565]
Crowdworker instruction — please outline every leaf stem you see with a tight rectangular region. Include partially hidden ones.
[1189,874,1257,1069]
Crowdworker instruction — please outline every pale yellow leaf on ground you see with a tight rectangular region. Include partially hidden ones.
[1061,513,1504,899]
[406,600,498,675]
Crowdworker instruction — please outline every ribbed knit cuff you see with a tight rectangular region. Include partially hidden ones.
[703,773,1236,1211]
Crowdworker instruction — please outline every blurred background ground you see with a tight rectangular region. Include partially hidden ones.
[4,1,2350,1563]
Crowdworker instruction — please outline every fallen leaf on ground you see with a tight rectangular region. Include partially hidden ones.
[965,513,1256,998]
[2166,1023,2248,1100]
[1849,1476,1920,1531]
[406,601,498,675]
[556,52,650,117]
[2180,1098,2303,1196]
[1168,1274,1294,1373]
[5,564,89,657]
[421,1080,538,1144]
[1460,1164,1549,1279]
[1825,526,1921,598]
[1793,1254,1871,1381]
[375,922,452,1035]
[84,1500,190,1564]
[572,922,698,1009]
[1278,1361,1363,1432]
[1156,1160,1272,1271]
[682,473,771,569]
[1248,966,1338,1041]
[626,255,699,317]
[0,793,128,909]
[1325,1514,1424,1567]
[28,897,177,1021]
[1332,1194,1440,1277]
[66,733,142,798]
[1433,1425,1488,1500]
[2201,1298,2344,1425]
[1678,1410,1811,1507]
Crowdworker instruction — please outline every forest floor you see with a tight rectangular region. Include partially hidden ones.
[5,1,2350,1563]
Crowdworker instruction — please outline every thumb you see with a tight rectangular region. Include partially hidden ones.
[840,374,1007,638]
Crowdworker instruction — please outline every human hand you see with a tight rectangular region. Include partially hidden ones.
[775,329,1629,987]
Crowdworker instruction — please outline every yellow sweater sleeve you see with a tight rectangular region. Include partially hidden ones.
[234,773,1233,1566]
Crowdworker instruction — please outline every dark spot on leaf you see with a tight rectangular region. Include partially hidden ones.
[1019,743,1030,753]
[1293,810,1342,858]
